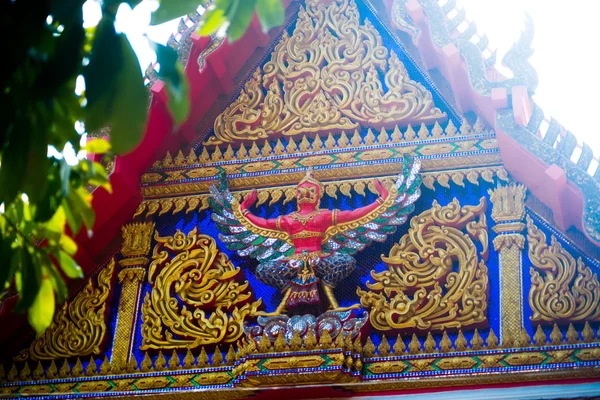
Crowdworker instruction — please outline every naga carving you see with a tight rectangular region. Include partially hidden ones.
[527,216,600,323]
[208,0,446,145]
[358,198,489,331]
[140,229,261,349]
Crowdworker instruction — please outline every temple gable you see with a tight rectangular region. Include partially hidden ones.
[3,0,600,398]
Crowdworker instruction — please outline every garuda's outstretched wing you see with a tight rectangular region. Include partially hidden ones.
[209,172,295,262]
[322,155,422,256]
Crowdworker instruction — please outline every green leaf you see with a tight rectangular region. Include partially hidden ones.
[226,0,257,42]
[84,17,122,114]
[198,6,228,36]
[28,275,55,334]
[86,33,148,154]
[0,122,30,206]
[67,187,95,231]
[0,237,17,290]
[58,250,83,279]
[107,36,148,154]
[154,42,190,125]
[22,125,50,206]
[59,234,78,256]
[85,138,111,154]
[88,162,112,193]
[33,161,63,222]
[62,197,82,235]
[43,206,66,243]
[122,0,144,9]
[59,159,71,197]
[163,65,190,126]
[150,0,201,25]
[47,264,68,303]
[34,7,85,97]
[155,42,179,85]
[256,0,284,32]
[219,0,237,19]
[14,248,42,313]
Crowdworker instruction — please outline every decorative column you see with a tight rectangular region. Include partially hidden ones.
[488,184,526,345]
[111,222,155,370]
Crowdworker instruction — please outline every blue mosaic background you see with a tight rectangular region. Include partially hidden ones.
[125,180,497,361]
[114,176,600,365]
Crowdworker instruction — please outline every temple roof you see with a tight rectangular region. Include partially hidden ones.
[83,0,599,269]
[2,0,600,375]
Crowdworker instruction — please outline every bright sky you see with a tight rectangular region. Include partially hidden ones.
[457,0,600,154]
[82,0,600,157]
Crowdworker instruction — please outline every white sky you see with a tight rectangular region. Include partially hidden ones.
[82,0,600,155]
[457,0,600,153]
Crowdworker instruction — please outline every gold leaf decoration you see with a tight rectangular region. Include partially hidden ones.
[358,198,489,331]
[120,222,155,257]
[208,0,445,145]
[22,259,115,360]
[135,167,509,218]
[141,229,261,349]
[527,216,600,323]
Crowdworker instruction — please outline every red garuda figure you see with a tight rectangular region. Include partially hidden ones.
[209,155,421,316]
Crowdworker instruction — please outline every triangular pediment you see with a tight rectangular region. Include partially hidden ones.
[5,1,600,396]
[205,0,448,146]
[139,0,508,214]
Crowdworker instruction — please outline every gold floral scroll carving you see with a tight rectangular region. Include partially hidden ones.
[526,216,600,323]
[358,198,489,331]
[20,259,115,360]
[140,228,261,349]
[208,0,446,145]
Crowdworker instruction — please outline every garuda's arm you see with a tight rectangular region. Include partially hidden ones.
[335,179,390,224]
[209,173,294,262]
[239,189,279,230]
[322,155,422,255]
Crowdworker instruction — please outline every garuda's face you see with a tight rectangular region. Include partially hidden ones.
[296,182,321,208]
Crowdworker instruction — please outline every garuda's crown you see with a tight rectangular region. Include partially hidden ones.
[298,167,324,193]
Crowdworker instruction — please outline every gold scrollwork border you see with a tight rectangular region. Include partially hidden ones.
[134,166,509,219]
[3,321,600,397]
[15,259,116,361]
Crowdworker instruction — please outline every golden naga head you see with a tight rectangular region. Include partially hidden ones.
[296,168,324,206]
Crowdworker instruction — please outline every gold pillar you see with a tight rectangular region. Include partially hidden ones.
[488,184,526,345]
[111,222,155,371]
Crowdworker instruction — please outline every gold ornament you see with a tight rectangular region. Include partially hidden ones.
[120,222,155,257]
[527,216,600,323]
[141,229,261,349]
[20,259,115,360]
[488,184,526,223]
[289,210,322,226]
[488,184,527,343]
[111,223,156,368]
[358,198,489,331]
[134,166,509,219]
[208,0,445,145]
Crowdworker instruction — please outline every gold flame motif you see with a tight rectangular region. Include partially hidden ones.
[209,0,446,145]
[527,216,600,323]
[18,259,115,360]
[140,229,261,349]
[358,198,489,331]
